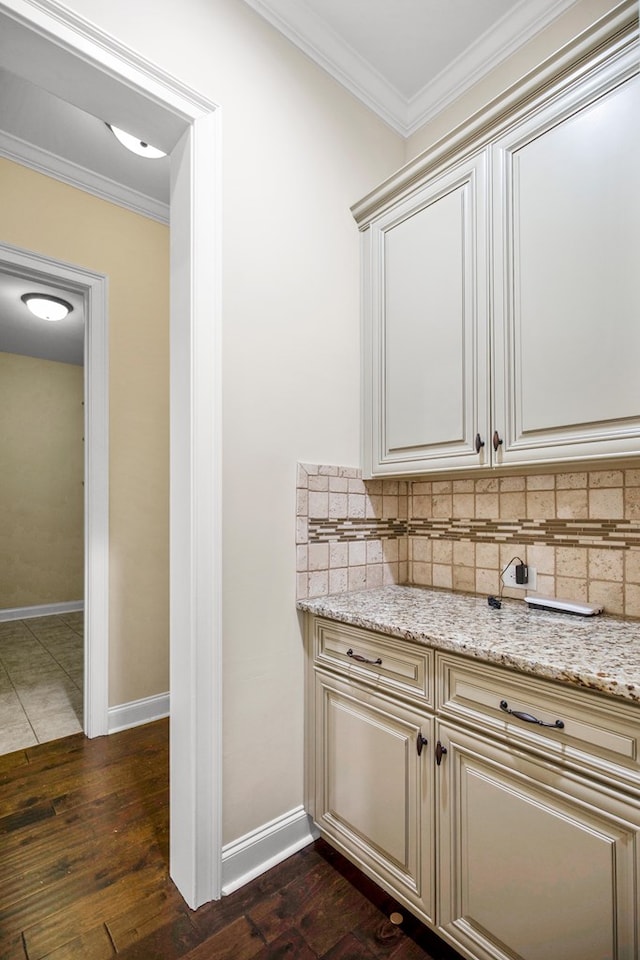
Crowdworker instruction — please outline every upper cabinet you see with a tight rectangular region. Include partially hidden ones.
[356,3,639,478]
[362,151,489,475]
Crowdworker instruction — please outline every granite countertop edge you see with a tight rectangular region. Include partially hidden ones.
[297,585,640,705]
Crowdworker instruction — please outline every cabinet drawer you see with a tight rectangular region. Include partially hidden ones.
[313,618,434,708]
[437,652,640,792]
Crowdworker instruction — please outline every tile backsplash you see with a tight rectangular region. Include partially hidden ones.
[296,463,408,599]
[297,463,640,619]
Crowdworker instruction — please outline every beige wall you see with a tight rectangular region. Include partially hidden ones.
[55,0,404,844]
[404,0,622,161]
[0,351,84,608]
[0,158,170,707]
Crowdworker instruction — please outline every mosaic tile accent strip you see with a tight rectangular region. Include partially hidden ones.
[407,517,640,550]
[309,518,408,542]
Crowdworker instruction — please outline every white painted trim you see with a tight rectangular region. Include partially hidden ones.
[108,692,170,734]
[169,108,223,910]
[404,0,581,136]
[0,129,169,224]
[221,807,319,896]
[0,600,83,622]
[0,241,109,741]
[241,0,408,133]
[83,263,110,740]
[242,0,580,136]
[2,0,223,910]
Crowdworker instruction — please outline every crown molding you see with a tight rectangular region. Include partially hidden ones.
[352,0,638,226]
[243,0,581,137]
[0,129,169,224]
[405,0,581,135]
[241,0,410,133]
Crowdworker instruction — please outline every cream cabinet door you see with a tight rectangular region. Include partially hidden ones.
[314,671,435,924]
[362,151,489,477]
[492,52,640,467]
[437,722,640,960]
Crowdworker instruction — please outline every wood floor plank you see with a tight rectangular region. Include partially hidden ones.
[0,748,29,776]
[253,928,318,959]
[105,887,189,952]
[0,784,167,892]
[0,747,165,819]
[181,916,265,960]
[351,917,406,958]
[21,862,170,960]
[0,797,165,913]
[249,859,351,944]
[0,931,28,960]
[190,847,327,943]
[293,868,380,956]
[0,801,57,836]
[108,912,200,960]
[38,925,115,960]
[321,932,379,959]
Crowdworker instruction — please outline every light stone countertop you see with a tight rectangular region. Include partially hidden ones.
[297,585,640,704]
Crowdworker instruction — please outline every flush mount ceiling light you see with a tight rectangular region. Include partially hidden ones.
[107,123,167,159]
[21,293,74,322]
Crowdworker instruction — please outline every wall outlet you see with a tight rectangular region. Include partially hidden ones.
[503,562,537,590]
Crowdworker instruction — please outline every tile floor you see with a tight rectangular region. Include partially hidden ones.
[0,611,83,754]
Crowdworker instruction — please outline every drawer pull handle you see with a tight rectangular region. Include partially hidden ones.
[416,733,428,756]
[346,648,382,666]
[475,433,485,455]
[435,741,447,766]
[500,699,565,730]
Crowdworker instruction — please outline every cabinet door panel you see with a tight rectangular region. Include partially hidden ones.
[315,672,434,923]
[493,60,640,465]
[363,152,488,476]
[385,187,465,450]
[438,724,640,960]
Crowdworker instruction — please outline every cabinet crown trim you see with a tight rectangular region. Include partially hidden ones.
[351,0,638,228]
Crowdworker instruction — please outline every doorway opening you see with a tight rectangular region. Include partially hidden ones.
[0,0,222,909]
[0,243,109,747]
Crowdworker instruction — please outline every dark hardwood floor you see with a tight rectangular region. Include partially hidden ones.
[0,719,462,959]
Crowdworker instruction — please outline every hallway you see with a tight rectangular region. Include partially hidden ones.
[0,612,83,754]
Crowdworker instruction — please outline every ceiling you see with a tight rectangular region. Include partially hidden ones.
[241,0,580,135]
[0,269,85,366]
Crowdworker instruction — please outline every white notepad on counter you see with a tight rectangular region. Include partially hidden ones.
[524,596,603,616]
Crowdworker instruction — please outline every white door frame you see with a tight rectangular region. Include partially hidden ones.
[0,0,223,908]
[0,242,109,738]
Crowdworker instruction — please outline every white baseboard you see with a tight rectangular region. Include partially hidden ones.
[221,805,319,896]
[108,692,170,734]
[0,600,84,622]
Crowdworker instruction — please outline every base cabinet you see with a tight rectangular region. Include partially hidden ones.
[313,671,435,924]
[436,722,640,960]
[305,615,640,960]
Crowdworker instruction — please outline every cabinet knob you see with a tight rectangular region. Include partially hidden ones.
[435,741,447,766]
[492,431,504,452]
[474,433,485,455]
[416,732,428,756]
